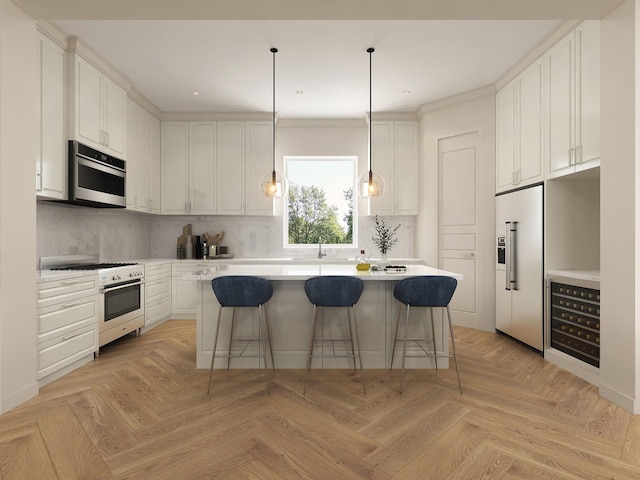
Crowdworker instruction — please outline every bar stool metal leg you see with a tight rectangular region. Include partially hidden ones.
[227,307,236,371]
[390,305,402,369]
[207,305,224,395]
[429,307,438,371]
[446,305,463,394]
[259,304,270,393]
[347,308,357,371]
[304,305,320,394]
[263,306,276,371]
[350,306,366,394]
[400,304,411,393]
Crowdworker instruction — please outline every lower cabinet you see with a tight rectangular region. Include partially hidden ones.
[36,274,99,382]
[172,262,209,318]
[145,262,172,329]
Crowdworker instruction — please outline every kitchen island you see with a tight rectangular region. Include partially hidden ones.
[186,263,463,370]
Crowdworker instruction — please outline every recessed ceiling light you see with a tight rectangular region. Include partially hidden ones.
[295,90,304,95]
[403,90,412,96]
[192,90,200,96]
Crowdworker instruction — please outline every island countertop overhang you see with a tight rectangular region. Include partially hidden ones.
[184,263,463,282]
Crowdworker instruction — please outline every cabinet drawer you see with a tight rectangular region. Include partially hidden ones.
[146,278,171,301]
[145,262,171,280]
[146,297,171,326]
[37,295,98,341]
[37,275,98,308]
[37,324,97,379]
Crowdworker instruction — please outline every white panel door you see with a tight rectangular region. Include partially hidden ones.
[439,132,478,328]
[75,56,102,150]
[161,122,189,214]
[102,77,127,158]
[245,121,274,215]
[495,80,516,193]
[576,20,601,170]
[217,122,244,215]
[189,122,216,214]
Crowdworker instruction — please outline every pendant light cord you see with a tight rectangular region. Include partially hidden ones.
[368,47,374,184]
[271,47,278,183]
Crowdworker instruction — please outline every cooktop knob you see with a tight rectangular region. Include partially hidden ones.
[112,274,121,281]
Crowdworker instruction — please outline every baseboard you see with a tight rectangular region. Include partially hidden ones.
[599,382,637,413]
[1,381,39,415]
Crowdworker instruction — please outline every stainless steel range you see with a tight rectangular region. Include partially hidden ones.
[41,255,145,350]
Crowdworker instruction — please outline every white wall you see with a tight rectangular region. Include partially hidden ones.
[417,89,496,331]
[0,0,38,413]
[599,0,638,412]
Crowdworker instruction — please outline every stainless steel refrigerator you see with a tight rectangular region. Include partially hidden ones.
[495,184,544,352]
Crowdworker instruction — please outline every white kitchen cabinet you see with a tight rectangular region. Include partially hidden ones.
[190,122,217,214]
[149,115,161,214]
[126,99,161,213]
[161,121,217,214]
[144,262,171,330]
[495,58,544,193]
[545,21,600,179]
[368,121,418,216]
[171,262,209,318]
[70,54,127,158]
[161,122,189,214]
[36,32,68,201]
[217,121,274,216]
[36,274,99,382]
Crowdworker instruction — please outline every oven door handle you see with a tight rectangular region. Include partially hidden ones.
[99,280,145,294]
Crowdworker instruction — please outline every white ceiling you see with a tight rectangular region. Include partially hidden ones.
[17,0,623,118]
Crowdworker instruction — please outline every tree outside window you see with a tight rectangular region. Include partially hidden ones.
[285,157,356,246]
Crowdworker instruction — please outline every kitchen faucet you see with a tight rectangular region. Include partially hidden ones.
[317,240,327,259]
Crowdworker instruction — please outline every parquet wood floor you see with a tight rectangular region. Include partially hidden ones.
[1,320,639,479]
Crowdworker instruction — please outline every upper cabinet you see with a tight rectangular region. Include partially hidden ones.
[160,121,217,215]
[126,98,161,213]
[161,122,189,214]
[69,54,127,159]
[36,32,68,201]
[545,20,600,179]
[217,121,274,216]
[496,58,544,193]
[369,120,419,216]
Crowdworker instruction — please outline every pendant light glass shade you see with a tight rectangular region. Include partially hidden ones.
[358,47,384,198]
[261,47,287,198]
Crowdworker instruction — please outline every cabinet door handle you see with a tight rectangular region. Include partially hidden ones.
[62,301,81,308]
[104,131,110,146]
[576,145,582,165]
[62,332,82,342]
[62,279,82,285]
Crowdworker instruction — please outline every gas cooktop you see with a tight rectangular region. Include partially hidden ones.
[40,255,138,271]
[50,262,138,271]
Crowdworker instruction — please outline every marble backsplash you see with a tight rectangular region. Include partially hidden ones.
[37,202,414,267]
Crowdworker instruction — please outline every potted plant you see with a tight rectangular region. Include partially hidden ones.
[372,215,401,262]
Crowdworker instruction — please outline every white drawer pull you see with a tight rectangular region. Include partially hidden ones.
[62,279,82,285]
[62,332,81,342]
[62,301,81,308]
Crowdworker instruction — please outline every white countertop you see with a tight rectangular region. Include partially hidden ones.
[546,269,600,283]
[184,263,463,281]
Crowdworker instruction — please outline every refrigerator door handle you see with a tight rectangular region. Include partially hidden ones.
[509,221,518,290]
[505,222,511,290]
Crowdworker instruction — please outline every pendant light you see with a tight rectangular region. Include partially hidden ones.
[358,47,384,198]
[260,47,288,198]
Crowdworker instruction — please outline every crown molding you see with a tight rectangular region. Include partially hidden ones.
[494,19,582,91]
[67,36,133,93]
[417,85,495,116]
[161,112,273,122]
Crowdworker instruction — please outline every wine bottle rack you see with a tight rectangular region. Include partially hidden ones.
[550,282,601,367]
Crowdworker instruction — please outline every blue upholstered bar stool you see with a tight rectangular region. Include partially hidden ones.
[207,276,275,394]
[391,276,462,394]
[303,276,366,394]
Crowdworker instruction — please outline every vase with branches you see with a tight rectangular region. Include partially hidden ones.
[372,215,401,260]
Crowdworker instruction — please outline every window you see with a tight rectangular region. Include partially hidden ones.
[285,156,357,247]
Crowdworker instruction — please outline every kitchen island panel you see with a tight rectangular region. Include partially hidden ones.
[193,264,462,370]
